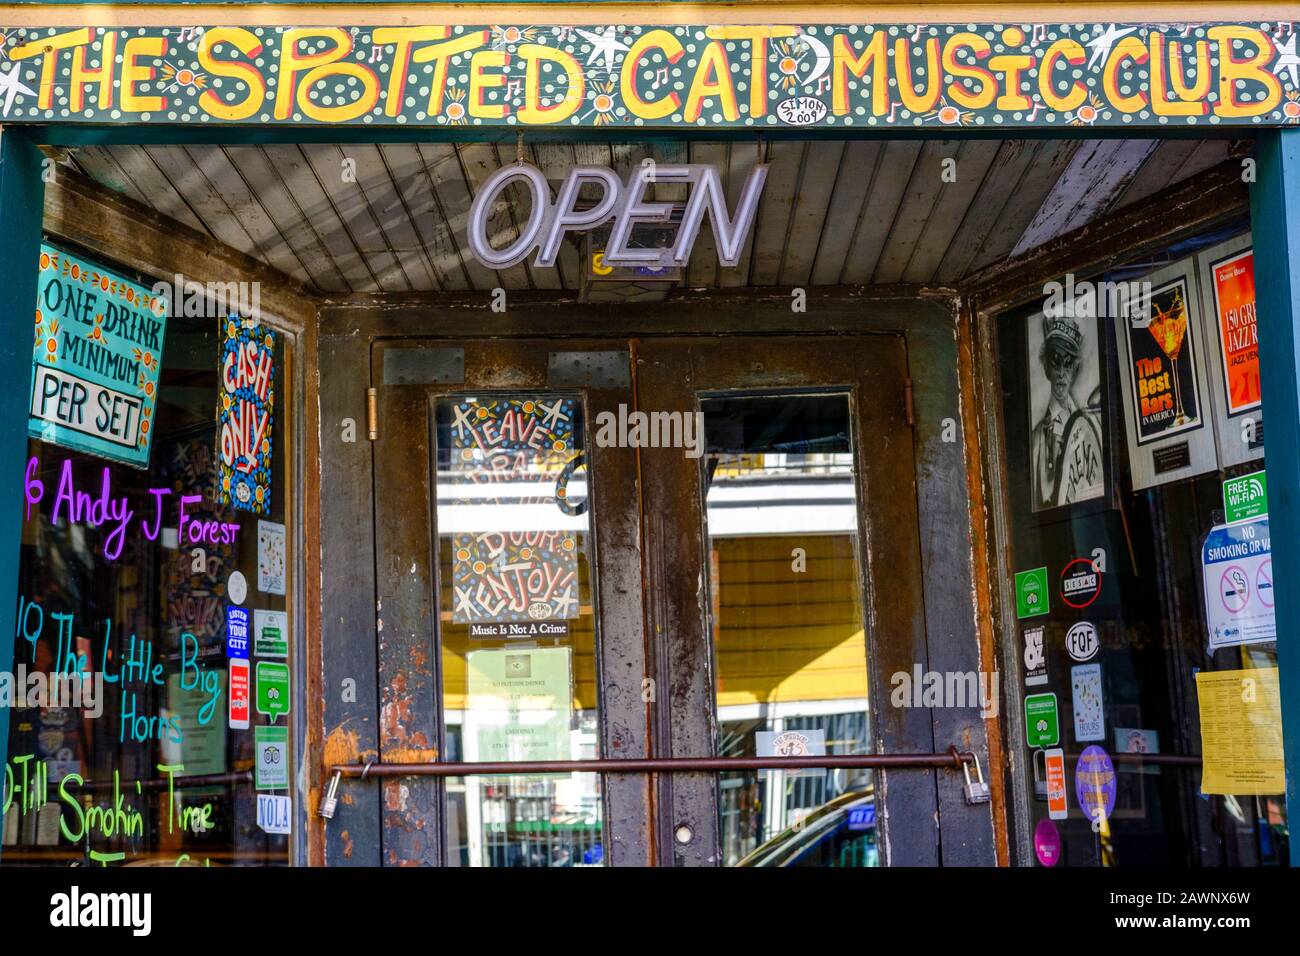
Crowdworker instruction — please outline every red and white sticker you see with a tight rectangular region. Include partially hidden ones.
[1044,748,1068,820]
[229,658,250,729]
[1060,558,1102,608]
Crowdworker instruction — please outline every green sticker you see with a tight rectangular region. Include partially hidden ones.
[1015,567,1050,619]
[1024,693,1060,748]
[1223,470,1267,524]
[255,725,289,790]
[256,662,291,720]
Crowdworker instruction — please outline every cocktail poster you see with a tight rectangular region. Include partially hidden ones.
[1113,260,1218,490]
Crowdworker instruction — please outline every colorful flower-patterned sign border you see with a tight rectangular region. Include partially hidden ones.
[29,242,167,469]
[0,22,1296,129]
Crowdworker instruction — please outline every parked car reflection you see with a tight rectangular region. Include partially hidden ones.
[736,789,877,867]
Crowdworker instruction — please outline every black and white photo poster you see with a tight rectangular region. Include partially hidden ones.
[1028,305,1106,512]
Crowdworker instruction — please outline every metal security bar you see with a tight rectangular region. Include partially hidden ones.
[329,749,978,778]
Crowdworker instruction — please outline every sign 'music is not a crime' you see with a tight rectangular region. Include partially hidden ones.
[0,22,1296,131]
[29,244,168,469]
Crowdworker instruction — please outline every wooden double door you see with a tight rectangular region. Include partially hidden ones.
[366,333,948,866]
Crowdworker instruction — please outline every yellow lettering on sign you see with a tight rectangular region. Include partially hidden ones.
[372,27,451,118]
[517,44,583,124]
[412,30,488,116]
[683,41,739,122]
[706,26,796,119]
[943,33,997,111]
[621,30,683,120]
[197,27,266,121]
[1208,26,1282,118]
[832,32,887,116]
[121,36,167,114]
[8,29,91,111]
[469,49,509,119]
[1038,38,1088,113]
[1102,36,1150,113]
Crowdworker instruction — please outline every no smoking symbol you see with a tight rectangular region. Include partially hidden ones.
[1220,565,1250,613]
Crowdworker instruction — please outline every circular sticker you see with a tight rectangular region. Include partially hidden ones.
[1074,745,1117,825]
[1059,558,1102,608]
[228,570,248,605]
[1065,621,1099,662]
[1034,818,1061,867]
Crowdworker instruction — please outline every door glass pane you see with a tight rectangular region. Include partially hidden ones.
[699,393,877,867]
[433,396,604,867]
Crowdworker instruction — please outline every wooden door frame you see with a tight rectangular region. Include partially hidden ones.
[315,290,1001,866]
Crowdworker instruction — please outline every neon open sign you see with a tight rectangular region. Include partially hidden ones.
[466,162,768,270]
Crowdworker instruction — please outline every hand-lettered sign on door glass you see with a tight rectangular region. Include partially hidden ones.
[29,244,168,468]
[216,317,274,515]
[448,397,580,630]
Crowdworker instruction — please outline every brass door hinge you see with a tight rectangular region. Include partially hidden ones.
[904,378,915,428]
[367,387,378,441]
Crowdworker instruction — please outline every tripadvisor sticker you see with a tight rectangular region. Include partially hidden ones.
[1015,567,1050,619]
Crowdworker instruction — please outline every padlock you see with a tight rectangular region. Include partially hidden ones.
[1033,748,1048,799]
[319,770,342,819]
[962,753,990,805]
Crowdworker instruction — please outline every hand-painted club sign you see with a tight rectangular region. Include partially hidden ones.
[0,23,1296,130]
[468,162,767,269]
[29,244,168,468]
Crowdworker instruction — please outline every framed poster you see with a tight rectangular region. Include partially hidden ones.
[1197,233,1265,469]
[1026,299,1111,514]
[29,243,168,468]
[1112,259,1218,490]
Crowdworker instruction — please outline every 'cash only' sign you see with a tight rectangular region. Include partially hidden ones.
[29,244,168,469]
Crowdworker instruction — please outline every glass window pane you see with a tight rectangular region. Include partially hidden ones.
[434,396,605,867]
[699,393,876,867]
[7,310,295,867]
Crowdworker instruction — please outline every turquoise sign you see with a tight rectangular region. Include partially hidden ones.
[29,244,168,468]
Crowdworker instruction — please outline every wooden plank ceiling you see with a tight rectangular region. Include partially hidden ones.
[70,138,1238,295]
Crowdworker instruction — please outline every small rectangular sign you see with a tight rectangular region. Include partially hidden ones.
[1223,470,1268,523]
[469,621,570,639]
[1015,567,1049,619]
[256,794,292,835]
[1044,748,1068,820]
[29,243,168,467]
[228,659,250,730]
[225,606,250,659]
[1024,693,1060,748]
[256,661,291,720]
[255,725,289,790]
[254,608,289,658]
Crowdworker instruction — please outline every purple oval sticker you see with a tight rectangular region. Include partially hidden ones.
[1034,818,1061,867]
[1074,744,1116,824]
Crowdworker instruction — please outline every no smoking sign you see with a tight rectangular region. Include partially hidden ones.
[1202,517,1275,649]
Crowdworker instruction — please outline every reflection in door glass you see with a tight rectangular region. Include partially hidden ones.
[699,394,877,867]
[433,396,605,867]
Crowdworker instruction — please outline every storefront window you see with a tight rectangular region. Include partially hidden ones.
[4,244,296,866]
[996,226,1288,867]
[434,396,604,867]
[700,394,876,867]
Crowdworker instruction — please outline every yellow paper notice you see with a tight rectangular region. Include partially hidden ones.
[1196,668,1285,795]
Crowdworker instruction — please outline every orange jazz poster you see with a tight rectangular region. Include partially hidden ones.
[1210,249,1261,416]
